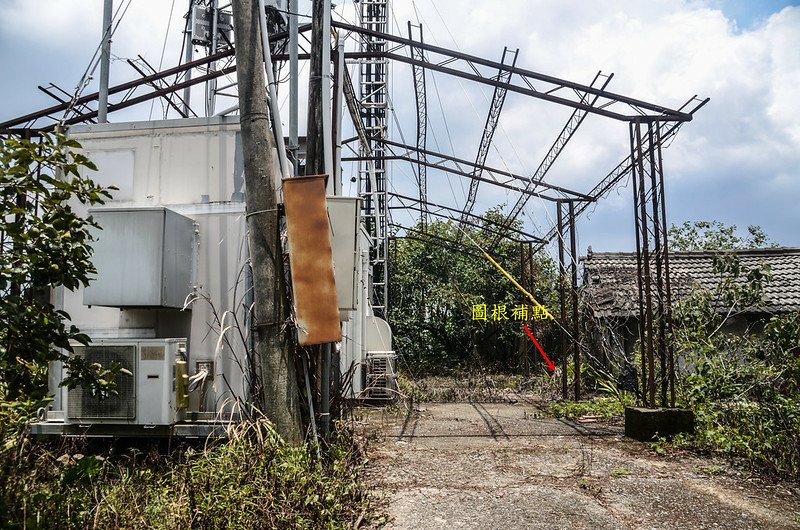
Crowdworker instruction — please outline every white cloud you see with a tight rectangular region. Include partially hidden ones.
[387,0,799,247]
[1,0,797,248]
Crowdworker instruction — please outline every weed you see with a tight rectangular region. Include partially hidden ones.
[0,408,374,529]
[610,467,629,478]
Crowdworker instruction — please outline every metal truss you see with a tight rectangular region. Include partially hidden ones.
[460,47,518,231]
[1,14,711,407]
[332,21,693,123]
[0,26,309,131]
[389,223,517,262]
[408,22,428,230]
[556,201,581,400]
[388,192,546,244]
[36,83,98,124]
[343,138,594,201]
[488,71,612,251]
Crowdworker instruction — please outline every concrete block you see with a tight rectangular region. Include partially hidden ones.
[624,406,694,442]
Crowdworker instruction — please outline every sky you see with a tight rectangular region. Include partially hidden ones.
[1,0,798,258]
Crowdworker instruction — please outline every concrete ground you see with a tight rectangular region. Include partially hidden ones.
[359,400,800,529]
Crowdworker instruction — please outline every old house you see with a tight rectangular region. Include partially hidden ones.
[581,247,800,364]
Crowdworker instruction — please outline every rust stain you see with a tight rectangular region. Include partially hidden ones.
[282,175,342,345]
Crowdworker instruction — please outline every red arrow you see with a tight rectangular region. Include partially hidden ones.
[523,324,555,371]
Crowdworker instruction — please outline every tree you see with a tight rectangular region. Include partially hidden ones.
[668,220,775,251]
[0,133,122,404]
[669,222,799,476]
[389,210,558,373]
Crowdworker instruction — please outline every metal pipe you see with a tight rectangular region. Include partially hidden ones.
[258,0,290,178]
[302,351,321,455]
[333,41,345,195]
[97,0,113,123]
[182,1,194,116]
[647,123,667,406]
[347,155,572,203]
[370,138,594,199]
[634,120,657,405]
[214,103,239,116]
[321,0,333,179]
[207,0,220,116]
[557,202,568,400]
[655,125,676,407]
[569,200,580,401]
[288,0,299,159]
[630,121,648,407]
[330,20,693,122]
[321,343,331,437]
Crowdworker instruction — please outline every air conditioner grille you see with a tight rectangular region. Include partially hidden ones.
[67,345,136,420]
[366,353,396,400]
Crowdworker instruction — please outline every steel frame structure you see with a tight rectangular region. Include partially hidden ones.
[0,14,709,408]
[388,192,545,244]
[357,0,390,318]
[488,71,612,251]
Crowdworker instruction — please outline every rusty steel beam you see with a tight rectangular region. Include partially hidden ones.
[408,22,428,229]
[533,97,709,253]
[390,203,533,244]
[389,223,516,262]
[0,25,312,130]
[331,21,694,123]
[388,192,546,243]
[344,153,565,202]
[362,138,594,200]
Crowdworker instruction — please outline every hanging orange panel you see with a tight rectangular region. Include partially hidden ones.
[282,175,341,345]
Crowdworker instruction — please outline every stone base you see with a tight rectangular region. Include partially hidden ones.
[624,406,694,442]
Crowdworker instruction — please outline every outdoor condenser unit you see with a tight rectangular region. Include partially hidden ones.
[365,352,397,400]
[65,338,187,426]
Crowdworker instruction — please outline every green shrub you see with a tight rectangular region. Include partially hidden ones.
[0,415,372,529]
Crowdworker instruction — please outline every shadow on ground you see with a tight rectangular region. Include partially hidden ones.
[358,398,800,530]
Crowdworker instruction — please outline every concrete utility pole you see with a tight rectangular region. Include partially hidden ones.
[306,0,328,177]
[231,0,302,444]
[306,0,335,438]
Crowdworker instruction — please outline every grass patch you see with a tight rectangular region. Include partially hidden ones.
[610,467,630,478]
[546,397,627,421]
[0,416,373,529]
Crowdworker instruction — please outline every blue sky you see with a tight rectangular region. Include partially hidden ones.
[1,0,799,256]
[715,0,800,28]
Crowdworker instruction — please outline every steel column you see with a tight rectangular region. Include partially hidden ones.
[631,119,675,407]
[557,202,568,400]
[568,201,580,401]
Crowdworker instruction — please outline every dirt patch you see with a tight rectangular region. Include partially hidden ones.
[358,399,800,529]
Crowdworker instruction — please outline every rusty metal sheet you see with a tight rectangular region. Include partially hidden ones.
[282,175,341,345]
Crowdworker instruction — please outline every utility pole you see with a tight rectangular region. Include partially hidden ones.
[306,0,335,438]
[231,0,302,444]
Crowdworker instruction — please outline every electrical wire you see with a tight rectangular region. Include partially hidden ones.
[149,0,179,120]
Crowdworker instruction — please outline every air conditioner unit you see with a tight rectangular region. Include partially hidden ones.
[365,351,397,400]
[65,338,187,426]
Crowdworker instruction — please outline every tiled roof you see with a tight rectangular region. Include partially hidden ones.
[581,247,800,318]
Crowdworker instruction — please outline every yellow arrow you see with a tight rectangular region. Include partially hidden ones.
[481,250,555,320]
